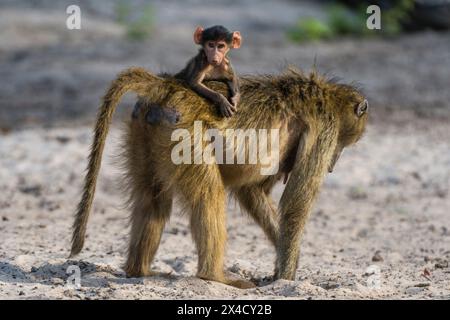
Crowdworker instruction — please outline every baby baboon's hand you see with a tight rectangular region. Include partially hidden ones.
[217,94,236,118]
[230,93,240,109]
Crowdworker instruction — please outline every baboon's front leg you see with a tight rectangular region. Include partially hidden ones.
[234,184,279,247]
[124,186,172,277]
[276,129,336,280]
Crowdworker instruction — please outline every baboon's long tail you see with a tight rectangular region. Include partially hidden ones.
[70,67,162,257]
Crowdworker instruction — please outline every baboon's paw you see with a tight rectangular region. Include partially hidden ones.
[198,273,255,289]
[125,271,149,278]
[226,278,257,289]
[125,269,172,278]
[124,267,152,278]
[148,271,176,279]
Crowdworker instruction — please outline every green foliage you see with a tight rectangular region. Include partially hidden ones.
[327,4,368,36]
[288,1,415,43]
[287,18,333,42]
[115,1,154,40]
[381,0,415,36]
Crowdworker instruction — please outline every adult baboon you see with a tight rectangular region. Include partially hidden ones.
[70,67,368,288]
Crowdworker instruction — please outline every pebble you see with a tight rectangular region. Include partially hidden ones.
[372,251,383,262]
[414,283,430,288]
[405,286,424,295]
[435,259,448,269]
[56,136,71,144]
[347,186,368,200]
[19,185,42,197]
[319,281,340,290]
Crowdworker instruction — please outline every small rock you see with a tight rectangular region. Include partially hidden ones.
[435,189,447,198]
[405,286,424,295]
[357,229,368,238]
[170,258,185,273]
[411,172,421,181]
[39,200,60,211]
[19,185,42,197]
[318,281,340,290]
[414,283,430,288]
[19,291,25,296]
[372,251,383,262]
[375,167,401,186]
[347,186,368,200]
[2,216,8,221]
[385,176,401,185]
[56,136,71,144]
[435,259,448,269]
[166,227,179,235]
[63,290,73,297]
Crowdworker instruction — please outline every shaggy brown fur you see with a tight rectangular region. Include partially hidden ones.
[70,66,368,288]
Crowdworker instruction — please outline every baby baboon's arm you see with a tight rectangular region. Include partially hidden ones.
[226,65,240,107]
[189,71,236,117]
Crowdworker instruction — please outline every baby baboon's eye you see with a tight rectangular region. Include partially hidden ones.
[218,44,226,49]
[208,42,215,48]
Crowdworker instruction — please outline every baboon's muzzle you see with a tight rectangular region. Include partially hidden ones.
[328,149,343,173]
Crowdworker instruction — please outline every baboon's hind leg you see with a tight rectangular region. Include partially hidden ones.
[180,165,255,289]
[124,185,172,277]
[234,183,279,247]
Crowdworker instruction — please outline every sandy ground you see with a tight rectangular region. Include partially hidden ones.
[0,115,449,299]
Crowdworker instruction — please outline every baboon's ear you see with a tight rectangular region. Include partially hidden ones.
[355,99,368,117]
[193,26,204,45]
[231,31,242,49]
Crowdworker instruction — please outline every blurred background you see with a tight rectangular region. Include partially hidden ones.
[0,0,449,129]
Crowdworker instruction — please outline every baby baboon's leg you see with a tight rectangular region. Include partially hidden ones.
[124,185,172,277]
[234,184,279,246]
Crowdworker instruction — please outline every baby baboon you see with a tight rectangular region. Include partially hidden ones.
[175,25,242,118]
[70,67,368,288]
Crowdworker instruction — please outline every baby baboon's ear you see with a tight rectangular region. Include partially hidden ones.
[193,26,204,45]
[355,99,368,117]
[231,31,242,49]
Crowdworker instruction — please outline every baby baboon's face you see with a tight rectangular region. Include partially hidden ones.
[204,40,230,66]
